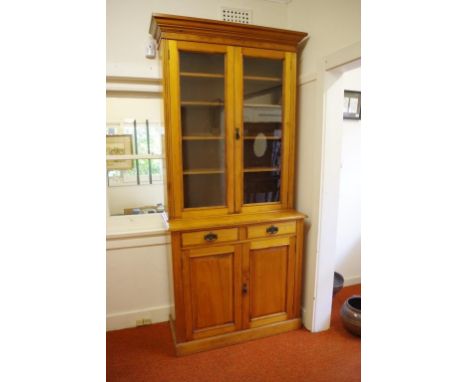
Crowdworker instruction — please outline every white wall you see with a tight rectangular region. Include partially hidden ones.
[287,0,360,331]
[335,67,361,285]
[106,232,171,330]
[107,0,289,77]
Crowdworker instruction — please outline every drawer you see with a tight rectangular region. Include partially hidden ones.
[181,228,239,247]
[247,221,296,239]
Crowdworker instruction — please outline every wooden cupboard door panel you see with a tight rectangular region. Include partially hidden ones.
[191,254,233,329]
[246,236,296,329]
[250,245,288,318]
[183,245,242,340]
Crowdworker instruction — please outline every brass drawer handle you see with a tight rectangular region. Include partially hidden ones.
[204,232,218,242]
[266,225,279,235]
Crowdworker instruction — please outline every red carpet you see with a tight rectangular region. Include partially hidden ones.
[107,284,361,381]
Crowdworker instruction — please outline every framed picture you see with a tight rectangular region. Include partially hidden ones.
[343,90,361,120]
[106,134,134,170]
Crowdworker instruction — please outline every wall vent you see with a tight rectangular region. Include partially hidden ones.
[221,7,252,24]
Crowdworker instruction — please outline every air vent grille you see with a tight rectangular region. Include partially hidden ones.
[221,7,252,24]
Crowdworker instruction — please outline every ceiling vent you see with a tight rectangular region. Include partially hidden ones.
[221,7,252,24]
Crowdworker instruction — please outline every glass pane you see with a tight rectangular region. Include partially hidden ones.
[243,56,283,204]
[244,171,281,203]
[179,51,226,209]
[180,52,224,74]
[181,106,224,137]
[184,174,226,208]
[180,77,224,103]
[182,140,225,171]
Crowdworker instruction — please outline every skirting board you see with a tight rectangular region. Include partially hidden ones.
[344,275,361,287]
[106,305,172,331]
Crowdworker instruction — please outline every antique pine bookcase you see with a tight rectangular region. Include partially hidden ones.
[150,13,308,355]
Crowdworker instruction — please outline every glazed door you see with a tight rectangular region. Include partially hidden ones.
[242,237,296,329]
[182,244,242,340]
[234,48,297,213]
[166,40,235,218]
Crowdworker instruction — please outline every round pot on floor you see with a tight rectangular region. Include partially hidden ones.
[340,295,361,337]
[333,272,344,296]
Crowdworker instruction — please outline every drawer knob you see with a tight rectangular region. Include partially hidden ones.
[204,232,218,242]
[266,225,279,234]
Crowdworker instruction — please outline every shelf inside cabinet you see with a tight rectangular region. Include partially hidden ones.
[182,136,224,141]
[244,75,282,82]
[243,136,281,140]
[180,72,224,79]
[243,167,280,173]
[181,101,224,106]
[244,104,281,108]
[183,168,225,175]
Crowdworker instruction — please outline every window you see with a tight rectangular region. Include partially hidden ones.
[106,119,166,216]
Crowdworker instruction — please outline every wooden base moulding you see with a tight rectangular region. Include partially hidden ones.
[169,317,302,356]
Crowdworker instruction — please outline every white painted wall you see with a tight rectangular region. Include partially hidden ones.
[287,0,360,331]
[106,215,170,331]
[106,236,171,331]
[335,67,361,285]
[107,0,289,77]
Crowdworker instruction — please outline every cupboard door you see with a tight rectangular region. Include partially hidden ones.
[182,244,242,340]
[244,236,296,328]
[168,41,235,217]
[234,48,297,212]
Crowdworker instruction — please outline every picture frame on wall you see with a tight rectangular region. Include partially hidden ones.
[106,134,134,170]
[343,90,361,120]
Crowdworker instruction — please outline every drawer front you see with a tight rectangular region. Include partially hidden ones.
[182,228,239,247]
[247,221,296,239]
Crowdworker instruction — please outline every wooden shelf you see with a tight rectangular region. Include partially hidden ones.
[244,75,281,82]
[244,104,281,108]
[244,167,280,173]
[183,169,225,175]
[244,136,281,140]
[182,136,224,141]
[180,72,224,79]
[181,101,224,106]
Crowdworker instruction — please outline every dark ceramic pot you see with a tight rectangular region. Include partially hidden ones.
[340,295,361,337]
[333,272,344,296]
